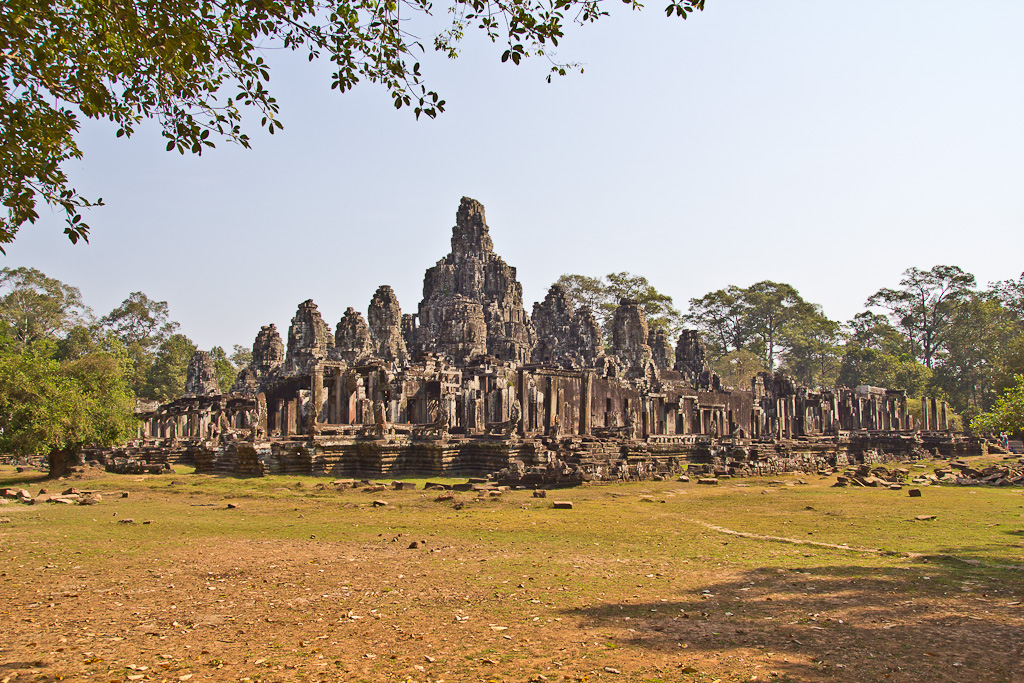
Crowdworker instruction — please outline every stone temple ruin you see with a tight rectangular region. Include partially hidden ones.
[119,198,976,483]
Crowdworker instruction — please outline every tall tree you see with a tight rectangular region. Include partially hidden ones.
[866,265,976,369]
[554,274,608,320]
[0,267,90,345]
[100,292,178,346]
[836,346,932,397]
[990,272,1024,324]
[229,344,253,370]
[683,286,749,357]
[712,349,765,392]
[845,311,910,357]
[1,0,705,248]
[554,272,683,341]
[100,292,179,396]
[782,306,844,389]
[742,281,813,374]
[142,334,197,402]
[603,272,683,335]
[210,346,237,393]
[837,309,930,395]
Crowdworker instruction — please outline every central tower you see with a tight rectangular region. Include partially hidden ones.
[407,197,535,364]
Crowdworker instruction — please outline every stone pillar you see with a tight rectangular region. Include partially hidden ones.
[311,364,324,426]
[788,396,796,438]
[275,399,285,436]
[332,373,343,424]
[517,370,528,437]
[940,401,948,431]
[921,397,930,432]
[544,377,555,434]
[579,371,592,436]
[642,398,651,439]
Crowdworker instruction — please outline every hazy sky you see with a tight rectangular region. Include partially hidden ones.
[5,1,1023,351]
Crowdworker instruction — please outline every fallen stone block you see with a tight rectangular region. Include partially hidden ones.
[532,489,547,498]
[552,501,574,509]
[908,488,922,497]
[697,478,719,485]
[372,500,388,507]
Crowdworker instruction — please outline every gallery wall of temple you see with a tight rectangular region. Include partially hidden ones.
[135,197,949,448]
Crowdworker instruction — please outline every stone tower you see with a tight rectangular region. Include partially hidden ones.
[674,329,710,379]
[409,197,535,364]
[285,299,333,374]
[532,284,604,367]
[335,307,374,364]
[252,324,284,378]
[611,298,653,377]
[367,285,409,365]
[648,327,675,372]
[183,350,220,397]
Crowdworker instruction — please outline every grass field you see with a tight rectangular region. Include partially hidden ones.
[1,457,1023,683]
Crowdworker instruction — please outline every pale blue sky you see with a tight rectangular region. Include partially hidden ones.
[5,1,1023,351]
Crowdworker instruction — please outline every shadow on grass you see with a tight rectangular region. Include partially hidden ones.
[0,469,48,488]
[562,561,1024,682]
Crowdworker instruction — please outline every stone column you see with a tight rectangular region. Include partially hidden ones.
[311,363,324,426]
[579,371,592,436]
[544,377,555,434]
[921,397,930,432]
[276,399,286,436]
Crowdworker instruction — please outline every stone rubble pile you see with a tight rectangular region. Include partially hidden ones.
[833,463,910,488]
[0,487,118,505]
[939,459,1024,486]
[832,457,1024,488]
[492,458,591,488]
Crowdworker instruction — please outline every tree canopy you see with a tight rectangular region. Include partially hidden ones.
[0,334,136,469]
[971,374,1024,437]
[866,265,976,369]
[1,0,705,249]
[0,266,90,345]
[554,271,684,341]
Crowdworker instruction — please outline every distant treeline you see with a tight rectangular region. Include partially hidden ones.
[0,267,250,460]
[554,267,1024,429]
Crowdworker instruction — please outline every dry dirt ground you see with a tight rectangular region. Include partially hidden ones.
[1,463,1023,683]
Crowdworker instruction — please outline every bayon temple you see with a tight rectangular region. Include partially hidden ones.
[118,198,973,483]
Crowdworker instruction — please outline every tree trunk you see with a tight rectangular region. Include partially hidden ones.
[47,447,83,479]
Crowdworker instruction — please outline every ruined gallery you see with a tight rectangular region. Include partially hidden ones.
[120,198,971,483]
